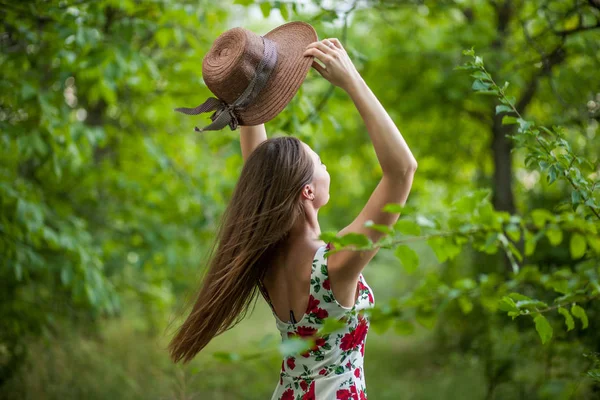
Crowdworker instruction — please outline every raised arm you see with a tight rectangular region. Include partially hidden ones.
[304,38,417,295]
[240,124,267,162]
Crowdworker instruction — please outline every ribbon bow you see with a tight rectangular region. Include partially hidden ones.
[174,35,278,133]
[174,97,239,132]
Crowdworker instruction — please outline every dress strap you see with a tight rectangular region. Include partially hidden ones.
[258,278,299,324]
[310,243,330,288]
[257,278,276,314]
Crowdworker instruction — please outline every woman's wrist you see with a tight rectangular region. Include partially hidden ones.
[343,75,368,99]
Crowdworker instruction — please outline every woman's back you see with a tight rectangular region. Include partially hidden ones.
[259,243,375,400]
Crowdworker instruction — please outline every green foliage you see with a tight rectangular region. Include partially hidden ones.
[3,0,600,397]
[314,48,600,387]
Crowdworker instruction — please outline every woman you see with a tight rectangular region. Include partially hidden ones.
[169,37,417,399]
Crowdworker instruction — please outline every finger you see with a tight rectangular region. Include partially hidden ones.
[322,39,336,50]
[311,60,326,76]
[328,38,344,51]
[303,47,333,65]
[306,41,336,56]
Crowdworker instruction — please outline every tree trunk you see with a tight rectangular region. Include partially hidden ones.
[491,114,516,213]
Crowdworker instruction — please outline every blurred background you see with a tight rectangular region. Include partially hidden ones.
[1,0,599,399]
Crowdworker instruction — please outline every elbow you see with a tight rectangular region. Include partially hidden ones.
[406,158,418,174]
[385,158,417,179]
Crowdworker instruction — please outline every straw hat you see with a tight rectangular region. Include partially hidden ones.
[174,21,318,132]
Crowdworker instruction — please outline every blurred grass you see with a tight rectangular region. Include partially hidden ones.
[2,252,488,400]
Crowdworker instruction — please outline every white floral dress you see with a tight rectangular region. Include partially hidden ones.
[258,243,375,400]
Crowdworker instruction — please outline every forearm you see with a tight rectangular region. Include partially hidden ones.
[345,77,417,177]
[240,124,267,162]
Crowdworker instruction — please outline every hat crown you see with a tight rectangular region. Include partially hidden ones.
[202,28,267,105]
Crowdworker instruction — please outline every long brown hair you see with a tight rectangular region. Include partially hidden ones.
[168,136,315,364]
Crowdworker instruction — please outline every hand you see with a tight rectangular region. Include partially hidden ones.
[303,38,362,93]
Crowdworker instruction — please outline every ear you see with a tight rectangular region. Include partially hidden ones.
[301,184,315,201]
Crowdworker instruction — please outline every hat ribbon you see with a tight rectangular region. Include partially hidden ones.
[174,36,278,132]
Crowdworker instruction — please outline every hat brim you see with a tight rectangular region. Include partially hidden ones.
[237,21,318,126]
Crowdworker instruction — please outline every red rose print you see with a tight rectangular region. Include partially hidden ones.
[340,332,354,351]
[319,368,327,375]
[302,381,316,400]
[354,368,361,378]
[360,390,367,400]
[360,342,365,356]
[281,388,294,400]
[340,319,368,351]
[286,357,295,370]
[368,291,374,304]
[326,242,332,250]
[301,336,327,357]
[315,337,326,348]
[337,386,359,400]
[300,380,308,391]
[354,319,369,345]
[358,280,366,291]
[295,326,317,338]
[314,308,329,319]
[323,278,330,290]
[306,295,320,313]
[337,389,352,400]
[346,361,351,369]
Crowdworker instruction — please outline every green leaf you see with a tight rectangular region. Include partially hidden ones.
[470,71,489,80]
[524,230,537,256]
[318,317,346,335]
[531,209,553,228]
[416,215,436,228]
[394,220,421,236]
[259,2,271,18]
[394,245,419,274]
[508,292,532,302]
[339,233,371,247]
[382,203,404,213]
[557,307,574,331]
[505,223,521,242]
[495,105,513,114]
[279,337,311,357]
[279,2,289,20]
[471,79,491,91]
[571,305,588,329]
[533,314,553,344]
[571,190,581,206]
[569,233,587,259]
[515,299,548,310]
[458,296,473,314]
[502,116,519,125]
[364,220,393,235]
[498,296,519,312]
[545,225,563,246]
[587,235,600,254]
[319,231,338,243]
